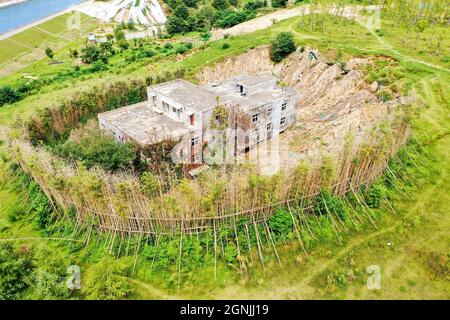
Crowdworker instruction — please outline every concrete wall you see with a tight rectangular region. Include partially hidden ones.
[98,115,127,143]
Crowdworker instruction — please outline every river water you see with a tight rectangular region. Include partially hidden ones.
[0,0,86,35]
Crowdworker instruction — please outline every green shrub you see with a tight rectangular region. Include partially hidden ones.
[224,243,238,263]
[364,183,388,208]
[90,60,108,72]
[196,5,217,28]
[114,29,125,41]
[141,171,161,197]
[0,86,22,106]
[212,0,229,10]
[117,39,130,51]
[31,269,70,300]
[314,191,347,219]
[175,45,188,54]
[54,133,137,172]
[83,256,132,300]
[0,243,33,300]
[137,48,155,59]
[80,45,101,64]
[244,0,267,10]
[215,10,256,28]
[45,47,54,60]
[142,237,180,271]
[222,42,231,49]
[270,32,296,63]
[30,247,72,300]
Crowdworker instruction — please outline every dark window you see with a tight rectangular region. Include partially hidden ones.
[280,117,286,125]
[282,102,287,111]
[191,137,199,147]
[252,114,259,122]
[267,108,272,116]
[191,153,200,163]
[267,123,272,131]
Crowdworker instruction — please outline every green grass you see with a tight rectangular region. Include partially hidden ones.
[0,10,449,299]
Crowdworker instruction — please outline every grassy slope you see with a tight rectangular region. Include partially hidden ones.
[0,10,448,299]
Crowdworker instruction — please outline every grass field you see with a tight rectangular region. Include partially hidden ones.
[0,11,98,71]
[0,6,448,299]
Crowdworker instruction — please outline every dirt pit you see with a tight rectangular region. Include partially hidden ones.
[197,46,401,169]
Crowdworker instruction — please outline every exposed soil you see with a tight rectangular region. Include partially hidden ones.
[197,46,399,165]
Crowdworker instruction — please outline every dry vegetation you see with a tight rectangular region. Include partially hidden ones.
[9,110,410,235]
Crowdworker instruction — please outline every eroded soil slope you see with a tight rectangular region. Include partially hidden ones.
[198,46,399,162]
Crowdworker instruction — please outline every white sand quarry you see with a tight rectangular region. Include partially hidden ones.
[77,0,166,27]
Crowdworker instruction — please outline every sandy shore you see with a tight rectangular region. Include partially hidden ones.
[0,0,92,40]
[0,0,29,9]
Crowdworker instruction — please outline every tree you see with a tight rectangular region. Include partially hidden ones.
[0,86,21,106]
[31,269,70,300]
[90,60,108,72]
[196,5,217,28]
[216,10,252,28]
[80,45,101,64]
[244,0,267,10]
[83,256,132,300]
[54,133,137,172]
[99,42,114,55]
[166,15,189,35]
[141,171,161,197]
[212,0,229,10]
[30,247,70,300]
[114,29,126,41]
[174,4,189,18]
[183,0,197,7]
[45,47,54,60]
[69,48,79,58]
[270,32,296,63]
[117,39,130,51]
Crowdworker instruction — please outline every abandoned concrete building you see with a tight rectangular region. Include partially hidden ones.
[98,74,299,164]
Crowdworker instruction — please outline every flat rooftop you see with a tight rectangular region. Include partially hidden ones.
[150,79,222,112]
[236,74,276,87]
[98,101,192,146]
[203,74,296,111]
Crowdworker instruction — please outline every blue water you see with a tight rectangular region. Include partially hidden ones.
[0,0,86,35]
